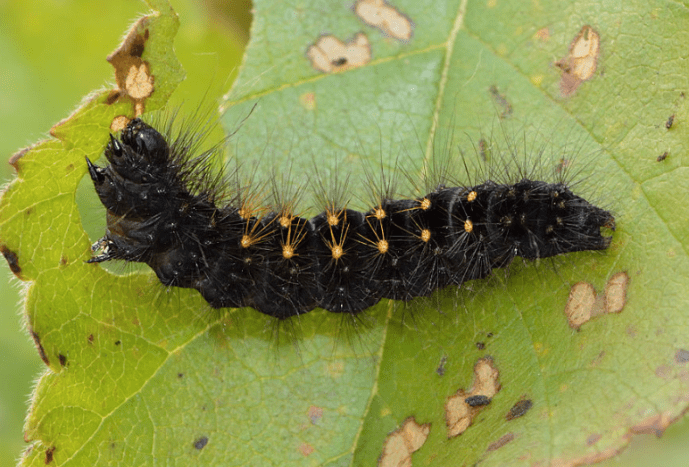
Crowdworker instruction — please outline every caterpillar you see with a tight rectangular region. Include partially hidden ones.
[85,116,615,319]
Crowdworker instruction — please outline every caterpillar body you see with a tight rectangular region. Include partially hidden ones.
[86,117,615,319]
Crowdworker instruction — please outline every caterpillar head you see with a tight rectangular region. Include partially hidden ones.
[106,118,171,182]
[86,119,182,219]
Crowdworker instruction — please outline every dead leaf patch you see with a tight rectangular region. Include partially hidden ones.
[564,272,629,329]
[306,33,371,73]
[106,17,154,115]
[555,25,600,96]
[355,0,414,41]
[445,357,501,438]
[604,271,629,313]
[1,246,21,277]
[378,417,431,467]
[564,282,597,329]
[110,115,131,133]
[486,432,515,452]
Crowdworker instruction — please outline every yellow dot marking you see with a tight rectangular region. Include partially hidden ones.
[327,213,340,226]
[467,191,477,202]
[420,229,431,242]
[373,207,386,220]
[464,220,473,233]
[331,244,344,260]
[241,235,254,248]
[420,198,431,210]
[377,239,389,254]
[283,244,295,259]
[278,215,291,228]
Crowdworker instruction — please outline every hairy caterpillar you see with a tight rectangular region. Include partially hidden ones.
[85,116,615,319]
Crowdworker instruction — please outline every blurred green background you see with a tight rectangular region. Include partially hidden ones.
[0,1,687,466]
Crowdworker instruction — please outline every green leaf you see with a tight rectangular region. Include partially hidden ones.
[222,0,689,463]
[1,0,687,467]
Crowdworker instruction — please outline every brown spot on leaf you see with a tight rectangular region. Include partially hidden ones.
[1,246,22,277]
[630,412,674,438]
[105,90,121,106]
[565,273,628,329]
[298,443,315,456]
[586,433,602,446]
[111,115,131,133]
[45,446,55,464]
[354,0,414,41]
[535,27,550,42]
[657,151,669,162]
[445,357,501,438]
[604,271,629,313]
[378,417,430,467]
[655,365,672,380]
[306,33,371,73]
[58,354,67,367]
[555,25,600,96]
[486,432,515,452]
[436,355,447,376]
[193,436,208,450]
[475,341,485,350]
[9,146,31,171]
[506,398,533,421]
[489,85,513,118]
[564,282,597,329]
[308,405,323,424]
[30,329,50,366]
[590,350,606,367]
[555,411,689,466]
[124,63,154,100]
[675,349,689,364]
[299,92,317,111]
[106,18,154,115]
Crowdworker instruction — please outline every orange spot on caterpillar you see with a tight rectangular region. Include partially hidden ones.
[283,245,296,259]
[331,244,344,260]
[241,235,255,248]
[326,209,341,226]
[377,239,389,254]
[278,215,291,228]
[372,206,386,220]
[467,191,477,202]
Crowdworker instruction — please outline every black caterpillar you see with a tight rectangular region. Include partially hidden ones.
[86,117,615,319]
